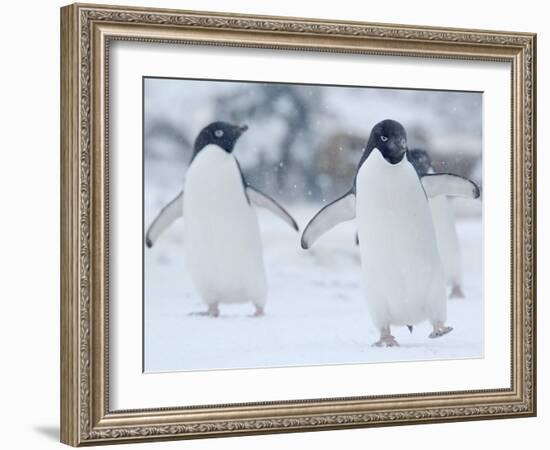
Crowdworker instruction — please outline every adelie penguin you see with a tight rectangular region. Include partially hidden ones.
[301,119,480,347]
[409,149,467,299]
[145,121,299,317]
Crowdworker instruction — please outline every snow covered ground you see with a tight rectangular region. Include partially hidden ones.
[144,200,483,373]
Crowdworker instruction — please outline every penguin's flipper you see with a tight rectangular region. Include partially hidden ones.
[245,186,299,232]
[145,190,183,248]
[421,173,481,199]
[301,191,356,249]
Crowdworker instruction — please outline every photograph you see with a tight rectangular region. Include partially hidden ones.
[59,3,536,445]
[143,77,483,373]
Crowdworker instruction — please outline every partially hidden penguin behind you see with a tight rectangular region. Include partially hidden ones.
[301,119,480,347]
[409,149,466,299]
[145,121,299,318]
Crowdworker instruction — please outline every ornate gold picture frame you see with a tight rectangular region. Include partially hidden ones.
[60,3,536,446]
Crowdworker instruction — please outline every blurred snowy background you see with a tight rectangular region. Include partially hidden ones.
[144,78,483,373]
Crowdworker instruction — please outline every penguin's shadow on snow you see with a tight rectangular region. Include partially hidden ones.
[363,343,444,352]
[186,313,261,319]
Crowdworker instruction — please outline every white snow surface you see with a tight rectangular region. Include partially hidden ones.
[144,197,482,373]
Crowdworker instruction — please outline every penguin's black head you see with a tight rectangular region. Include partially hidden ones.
[366,119,408,164]
[193,121,248,155]
[408,148,432,175]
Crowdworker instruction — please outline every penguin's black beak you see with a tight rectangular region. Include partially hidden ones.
[238,124,249,133]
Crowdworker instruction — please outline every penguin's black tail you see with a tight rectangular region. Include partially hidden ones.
[407,325,413,334]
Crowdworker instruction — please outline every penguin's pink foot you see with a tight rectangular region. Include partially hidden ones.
[189,303,219,317]
[429,325,453,339]
[372,335,400,347]
[449,284,465,299]
[249,305,264,318]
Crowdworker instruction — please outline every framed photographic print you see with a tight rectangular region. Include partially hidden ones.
[60,3,537,446]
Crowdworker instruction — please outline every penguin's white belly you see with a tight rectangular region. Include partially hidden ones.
[429,196,462,286]
[183,146,267,305]
[356,150,446,327]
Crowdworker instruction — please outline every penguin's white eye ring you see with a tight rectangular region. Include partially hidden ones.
[214,129,224,138]
[380,135,388,142]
